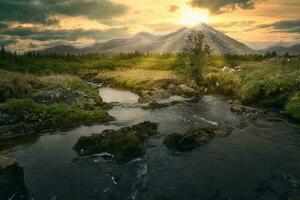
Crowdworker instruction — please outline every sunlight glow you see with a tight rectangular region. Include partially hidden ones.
[179,9,210,25]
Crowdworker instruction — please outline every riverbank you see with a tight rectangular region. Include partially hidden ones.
[0,70,112,138]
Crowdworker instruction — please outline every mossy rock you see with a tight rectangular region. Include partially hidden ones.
[73,121,158,162]
[164,126,231,151]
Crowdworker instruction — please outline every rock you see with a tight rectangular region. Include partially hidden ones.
[139,88,170,103]
[230,105,244,114]
[233,100,242,105]
[178,84,198,97]
[73,121,158,162]
[167,84,181,95]
[211,126,232,137]
[163,126,232,151]
[0,155,26,200]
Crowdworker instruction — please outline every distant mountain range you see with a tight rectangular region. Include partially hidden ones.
[38,23,258,55]
[260,44,300,55]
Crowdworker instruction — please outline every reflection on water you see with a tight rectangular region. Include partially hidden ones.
[1,88,300,200]
[99,87,139,104]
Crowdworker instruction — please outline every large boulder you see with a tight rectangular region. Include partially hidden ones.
[73,121,158,162]
[0,155,26,199]
[164,126,232,151]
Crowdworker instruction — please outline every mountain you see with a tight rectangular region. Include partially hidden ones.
[261,44,300,55]
[39,23,255,55]
[38,45,81,55]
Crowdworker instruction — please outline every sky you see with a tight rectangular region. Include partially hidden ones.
[0,0,299,52]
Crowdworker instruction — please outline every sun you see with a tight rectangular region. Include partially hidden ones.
[179,9,209,26]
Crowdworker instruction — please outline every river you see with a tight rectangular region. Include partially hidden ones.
[2,87,300,200]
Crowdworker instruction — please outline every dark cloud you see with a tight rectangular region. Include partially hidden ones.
[257,19,300,33]
[168,5,179,12]
[0,26,129,42]
[0,0,128,25]
[189,0,257,14]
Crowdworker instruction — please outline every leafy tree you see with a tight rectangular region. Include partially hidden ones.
[174,31,211,84]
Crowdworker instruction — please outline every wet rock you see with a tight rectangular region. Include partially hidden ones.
[0,155,26,199]
[73,121,158,162]
[163,126,232,151]
[230,105,244,114]
[142,101,181,110]
[230,102,263,118]
[211,126,232,137]
[178,84,198,97]
[139,88,170,103]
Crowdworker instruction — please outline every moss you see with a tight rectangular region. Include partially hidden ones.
[73,121,158,163]
[285,93,300,122]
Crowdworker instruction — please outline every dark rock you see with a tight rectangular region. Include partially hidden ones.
[0,155,26,200]
[164,126,232,151]
[73,121,158,162]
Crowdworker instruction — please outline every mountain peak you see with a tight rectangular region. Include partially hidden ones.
[134,32,154,38]
[39,24,256,55]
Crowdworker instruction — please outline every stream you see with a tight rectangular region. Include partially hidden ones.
[2,87,300,200]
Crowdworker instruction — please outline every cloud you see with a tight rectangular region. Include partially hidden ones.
[168,5,179,12]
[189,0,258,14]
[0,0,128,25]
[146,23,183,32]
[0,26,129,42]
[257,19,300,33]
[210,21,256,28]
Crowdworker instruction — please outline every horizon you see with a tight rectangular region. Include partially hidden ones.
[0,0,299,52]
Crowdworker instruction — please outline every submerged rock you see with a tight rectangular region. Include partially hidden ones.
[163,125,232,151]
[230,102,263,118]
[73,121,158,162]
[0,155,26,199]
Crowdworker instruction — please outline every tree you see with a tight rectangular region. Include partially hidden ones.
[174,31,211,84]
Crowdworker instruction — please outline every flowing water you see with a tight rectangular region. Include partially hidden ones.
[1,87,300,200]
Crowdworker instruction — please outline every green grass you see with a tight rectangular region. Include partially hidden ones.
[239,59,300,108]
[0,99,110,132]
[285,92,300,122]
